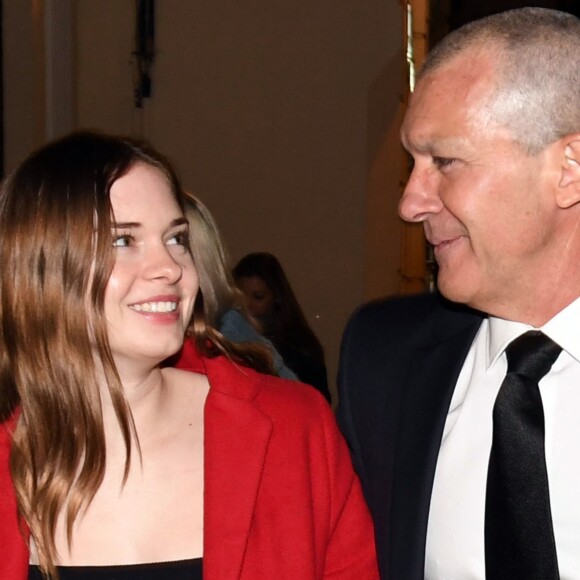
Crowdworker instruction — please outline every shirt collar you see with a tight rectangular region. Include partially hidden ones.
[487,296,580,369]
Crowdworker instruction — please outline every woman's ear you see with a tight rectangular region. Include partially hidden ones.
[557,138,580,207]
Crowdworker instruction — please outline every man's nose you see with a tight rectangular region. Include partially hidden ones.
[398,164,444,223]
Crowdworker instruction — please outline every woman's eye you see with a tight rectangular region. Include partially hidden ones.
[167,231,189,248]
[112,235,132,247]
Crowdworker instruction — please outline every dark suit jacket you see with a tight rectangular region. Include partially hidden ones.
[338,293,484,580]
[0,347,378,579]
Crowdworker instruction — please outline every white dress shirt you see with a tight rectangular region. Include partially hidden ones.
[425,297,580,580]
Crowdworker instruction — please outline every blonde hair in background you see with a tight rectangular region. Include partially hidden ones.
[181,191,275,374]
[182,191,240,325]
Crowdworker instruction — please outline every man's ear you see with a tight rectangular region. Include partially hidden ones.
[557,137,580,208]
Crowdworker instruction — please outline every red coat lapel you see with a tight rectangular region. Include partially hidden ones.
[198,353,273,579]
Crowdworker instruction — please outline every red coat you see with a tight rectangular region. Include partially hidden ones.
[0,344,379,579]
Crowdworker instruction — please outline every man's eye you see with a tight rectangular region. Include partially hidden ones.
[433,156,456,169]
[112,235,132,247]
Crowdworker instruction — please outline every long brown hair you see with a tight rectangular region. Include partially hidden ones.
[0,131,268,576]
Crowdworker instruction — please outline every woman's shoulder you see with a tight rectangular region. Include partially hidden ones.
[257,372,328,408]
[207,355,331,416]
[172,349,331,419]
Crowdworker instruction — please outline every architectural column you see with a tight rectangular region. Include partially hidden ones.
[399,0,429,294]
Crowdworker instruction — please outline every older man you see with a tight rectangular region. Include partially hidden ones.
[338,7,580,580]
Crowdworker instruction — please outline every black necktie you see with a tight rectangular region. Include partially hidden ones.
[485,331,562,580]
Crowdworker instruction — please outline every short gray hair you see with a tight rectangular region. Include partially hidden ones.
[421,8,580,154]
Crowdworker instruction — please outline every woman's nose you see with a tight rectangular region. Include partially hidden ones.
[142,245,183,283]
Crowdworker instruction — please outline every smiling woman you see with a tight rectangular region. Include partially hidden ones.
[104,163,198,369]
[0,131,378,580]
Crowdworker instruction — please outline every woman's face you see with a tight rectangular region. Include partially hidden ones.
[103,163,198,368]
[237,275,275,319]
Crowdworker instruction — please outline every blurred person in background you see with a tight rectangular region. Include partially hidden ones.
[233,252,331,402]
[178,192,297,381]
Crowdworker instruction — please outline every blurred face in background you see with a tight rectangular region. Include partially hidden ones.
[237,275,275,319]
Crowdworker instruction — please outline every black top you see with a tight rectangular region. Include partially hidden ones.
[29,558,202,579]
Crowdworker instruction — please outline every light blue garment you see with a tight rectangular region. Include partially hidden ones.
[219,309,298,381]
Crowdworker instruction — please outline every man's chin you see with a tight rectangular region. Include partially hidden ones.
[436,275,475,307]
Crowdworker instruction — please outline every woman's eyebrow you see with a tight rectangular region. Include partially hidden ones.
[112,221,140,229]
[111,217,188,229]
[170,217,189,228]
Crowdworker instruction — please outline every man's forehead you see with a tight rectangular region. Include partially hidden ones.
[422,41,499,78]
[401,52,497,136]
[420,49,496,96]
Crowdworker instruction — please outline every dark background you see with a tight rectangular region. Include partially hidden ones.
[431,0,580,46]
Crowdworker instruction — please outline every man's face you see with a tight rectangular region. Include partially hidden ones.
[399,49,556,317]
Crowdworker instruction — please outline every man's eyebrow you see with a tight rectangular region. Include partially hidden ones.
[403,135,469,155]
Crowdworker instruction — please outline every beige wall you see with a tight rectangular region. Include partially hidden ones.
[4,1,45,169]
[4,1,405,401]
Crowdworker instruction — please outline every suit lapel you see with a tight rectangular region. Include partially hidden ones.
[389,314,482,580]
[202,359,272,580]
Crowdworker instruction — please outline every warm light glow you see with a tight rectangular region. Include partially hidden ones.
[406,3,416,93]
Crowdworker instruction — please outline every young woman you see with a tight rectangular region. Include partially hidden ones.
[0,131,378,579]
